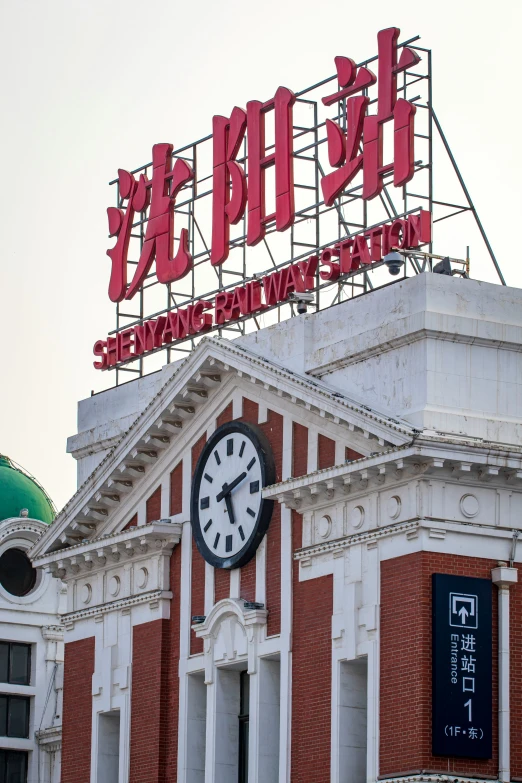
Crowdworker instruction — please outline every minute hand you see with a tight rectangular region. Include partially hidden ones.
[216,471,247,502]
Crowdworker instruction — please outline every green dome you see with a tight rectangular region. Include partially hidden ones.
[0,455,54,524]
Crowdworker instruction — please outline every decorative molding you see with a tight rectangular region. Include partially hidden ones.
[41,625,64,642]
[267,441,522,521]
[34,521,182,579]
[31,339,413,561]
[295,520,420,560]
[0,518,47,544]
[62,589,172,629]
[193,598,268,684]
[378,776,499,783]
[35,725,62,753]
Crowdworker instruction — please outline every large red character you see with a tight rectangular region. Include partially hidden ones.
[211,86,296,266]
[107,143,194,303]
[321,27,420,206]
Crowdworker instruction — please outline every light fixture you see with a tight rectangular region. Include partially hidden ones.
[191,615,206,624]
[383,250,404,276]
[433,256,452,275]
[243,601,265,610]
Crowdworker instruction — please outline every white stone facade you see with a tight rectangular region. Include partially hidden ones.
[31,272,522,783]
[0,516,65,783]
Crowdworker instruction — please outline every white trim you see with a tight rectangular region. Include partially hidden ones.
[492,565,518,783]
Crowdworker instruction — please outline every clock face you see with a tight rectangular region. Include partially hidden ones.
[191,421,275,569]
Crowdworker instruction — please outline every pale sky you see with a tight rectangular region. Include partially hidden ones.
[0,0,520,511]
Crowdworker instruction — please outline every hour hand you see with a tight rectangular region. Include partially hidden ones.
[216,482,230,503]
[224,493,235,524]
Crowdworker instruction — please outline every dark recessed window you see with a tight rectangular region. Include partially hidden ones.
[0,550,36,597]
[238,671,249,783]
[0,749,28,783]
[0,695,30,738]
[0,643,30,686]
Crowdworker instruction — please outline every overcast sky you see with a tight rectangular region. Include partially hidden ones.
[0,0,520,511]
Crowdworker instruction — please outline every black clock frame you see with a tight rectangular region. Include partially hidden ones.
[191,420,276,569]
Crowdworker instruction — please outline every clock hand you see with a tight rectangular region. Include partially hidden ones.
[216,481,229,503]
[224,493,235,524]
[226,471,248,495]
[215,471,247,502]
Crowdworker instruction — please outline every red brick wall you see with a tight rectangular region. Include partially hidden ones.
[130,620,167,782]
[146,485,162,523]
[345,447,363,462]
[241,397,259,426]
[291,510,333,782]
[217,402,233,427]
[240,559,256,602]
[211,403,234,603]
[130,541,182,781]
[170,461,183,516]
[293,422,308,478]
[239,399,259,600]
[259,409,283,635]
[214,568,230,602]
[123,513,138,530]
[510,559,522,778]
[161,541,182,782]
[191,434,207,654]
[61,637,95,783]
[380,552,499,777]
[318,433,335,469]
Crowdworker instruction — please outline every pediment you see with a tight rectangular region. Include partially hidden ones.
[30,337,416,561]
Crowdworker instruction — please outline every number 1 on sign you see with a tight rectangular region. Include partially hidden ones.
[464,698,472,722]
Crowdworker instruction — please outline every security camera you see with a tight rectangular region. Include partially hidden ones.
[383,250,405,276]
[290,292,315,314]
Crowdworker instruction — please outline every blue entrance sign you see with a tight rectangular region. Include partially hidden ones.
[432,574,492,758]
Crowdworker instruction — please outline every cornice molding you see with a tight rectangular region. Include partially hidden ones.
[266,441,522,513]
[33,521,182,581]
[296,518,521,564]
[309,321,522,378]
[378,776,499,783]
[35,725,62,753]
[295,520,419,561]
[62,589,172,628]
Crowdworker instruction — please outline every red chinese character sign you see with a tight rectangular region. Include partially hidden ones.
[96,26,503,376]
[107,143,193,302]
[212,87,296,266]
[321,28,419,204]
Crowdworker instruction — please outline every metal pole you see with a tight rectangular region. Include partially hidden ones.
[432,111,506,286]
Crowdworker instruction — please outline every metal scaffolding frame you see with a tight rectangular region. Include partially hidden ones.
[107,34,504,386]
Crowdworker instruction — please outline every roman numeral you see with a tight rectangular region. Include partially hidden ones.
[213,532,220,549]
[204,473,213,483]
[247,457,256,471]
[226,535,233,553]
[238,526,245,541]
[200,497,210,510]
[227,438,234,456]
[204,519,213,532]
[250,481,259,494]
[214,451,221,465]
[247,507,256,518]
[239,441,246,458]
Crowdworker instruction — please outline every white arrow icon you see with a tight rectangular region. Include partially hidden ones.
[449,593,478,628]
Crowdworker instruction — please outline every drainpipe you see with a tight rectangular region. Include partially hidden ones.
[491,562,518,783]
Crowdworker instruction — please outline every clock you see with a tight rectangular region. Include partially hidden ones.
[191,421,275,569]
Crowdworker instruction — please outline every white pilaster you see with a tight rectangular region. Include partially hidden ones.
[491,563,518,783]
